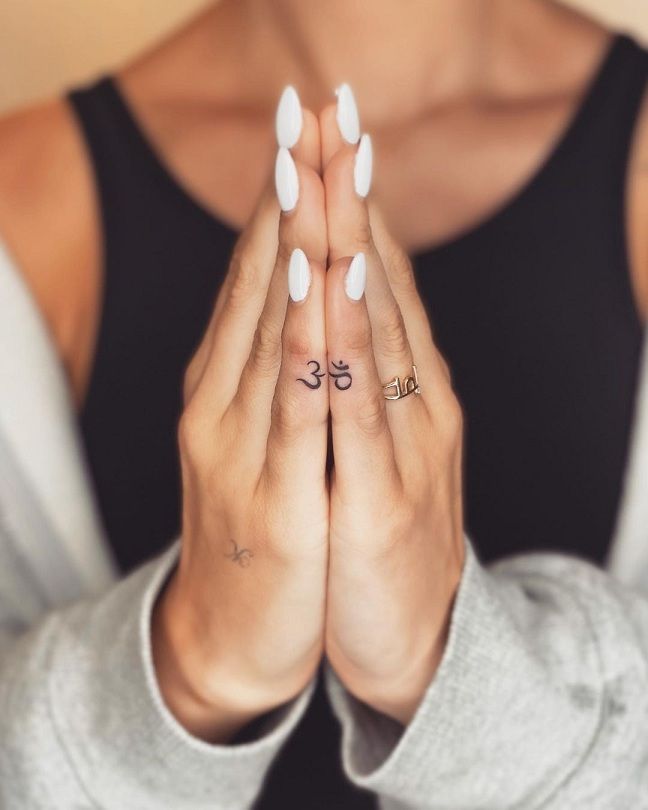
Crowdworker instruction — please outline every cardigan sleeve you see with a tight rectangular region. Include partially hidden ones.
[0,237,314,808]
[325,540,648,810]
[0,544,314,809]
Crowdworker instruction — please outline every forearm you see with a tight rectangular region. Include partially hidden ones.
[152,573,260,744]
[0,545,314,809]
[327,541,648,809]
[153,561,321,744]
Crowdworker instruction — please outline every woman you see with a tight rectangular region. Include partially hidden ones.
[0,0,647,807]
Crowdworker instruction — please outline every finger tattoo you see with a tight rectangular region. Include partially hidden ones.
[297,360,326,390]
[330,360,352,391]
[224,538,254,567]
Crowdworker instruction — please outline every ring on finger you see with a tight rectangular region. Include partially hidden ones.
[382,364,421,401]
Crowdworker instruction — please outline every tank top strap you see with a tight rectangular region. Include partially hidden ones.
[69,77,153,230]
[549,34,648,182]
[68,76,231,240]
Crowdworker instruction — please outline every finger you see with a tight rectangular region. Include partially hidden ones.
[292,108,321,174]
[320,83,439,389]
[326,254,399,505]
[322,124,388,355]
[320,86,374,269]
[276,86,321,173]
[368,204,451,390]
[264,255,328,504]
[319,103,342,169]
[193,98,322,408]
[182,173,278,403]
[227,154,327,447]
[320,83,361,168]
[325,142,432,458]
[213,99,320,326]
[209,178,279,335]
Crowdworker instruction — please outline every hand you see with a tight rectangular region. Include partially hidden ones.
[320,104,466,725]
[152,107,330,742]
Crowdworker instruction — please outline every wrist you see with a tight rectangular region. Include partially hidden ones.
[327,592,455,726]
[152,570,318,741]
[329,635,446,727]
[331,527,464,725]
[365,629,448,725]
[151,573,256,741]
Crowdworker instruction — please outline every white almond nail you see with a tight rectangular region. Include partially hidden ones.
[288,248,311,302]
[354,134,373,198]
[345,252,367,301]
[275,147,299,211]
[276,85,303,149]
[335,83,360,144]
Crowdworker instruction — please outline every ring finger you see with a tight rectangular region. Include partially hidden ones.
[321,116,428,459]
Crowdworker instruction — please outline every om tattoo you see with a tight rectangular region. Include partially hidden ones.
[224,538,254,568]
[296,360,326,390]
[329,360,352,391]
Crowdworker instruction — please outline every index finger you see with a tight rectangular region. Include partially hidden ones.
[213,98,321,325]
[188,91,321,405]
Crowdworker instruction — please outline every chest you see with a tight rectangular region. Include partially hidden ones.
[140,81,648,316]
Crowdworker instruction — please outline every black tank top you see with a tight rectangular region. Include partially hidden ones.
[70,34,647,810]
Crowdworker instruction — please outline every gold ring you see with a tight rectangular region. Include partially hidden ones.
[382,364,421,400]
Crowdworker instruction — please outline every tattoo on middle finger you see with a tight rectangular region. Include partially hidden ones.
[329,360,352,391]
[296,360,326,390]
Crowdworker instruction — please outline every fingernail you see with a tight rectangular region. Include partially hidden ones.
[335,83,360,145]
[276,85,303,149]
[345,252,366,301]
[275,147,299,212]
[288,248,311,302]
[354,134,373,198]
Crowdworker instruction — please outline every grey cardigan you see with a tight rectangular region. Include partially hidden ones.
[1,236,648,810]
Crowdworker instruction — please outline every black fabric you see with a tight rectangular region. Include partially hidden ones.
[69,34,646,809]
[417,35,647,566]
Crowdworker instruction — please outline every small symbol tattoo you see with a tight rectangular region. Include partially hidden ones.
[329,360,352,391]
[224,538,254,567]
[297,360,326,390]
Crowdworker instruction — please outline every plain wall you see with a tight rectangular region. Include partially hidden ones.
[0,1,647,113]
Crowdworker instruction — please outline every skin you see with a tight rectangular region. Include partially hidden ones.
[320,111,465,722]
[0,0,647,738]
[154,112,331,739]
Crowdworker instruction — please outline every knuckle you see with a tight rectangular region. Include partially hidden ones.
[276,239,294,266]
[354,389,387,438]
[437,393,464,450]
[358,505,411,560]
[338,320,373,358]
[378,306,409,359]
[182,337,212,404]
[437,351,453,384]
[250,318,281,374]
[270,392,305,441]
[283,331,313,361]
[384,502,415,545]
[177,404,211,467]
[227,249,260,311]
[354,220,373,250]
[387,245,417,293]
[447,396,464,436]
[182,357,200,404]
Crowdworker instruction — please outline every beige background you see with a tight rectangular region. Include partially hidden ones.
[0,0,647,114]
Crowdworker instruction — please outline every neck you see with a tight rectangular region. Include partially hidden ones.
[203,0,601,127]
[232,0,496,124]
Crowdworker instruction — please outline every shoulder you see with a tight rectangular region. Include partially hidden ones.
[0,97,95,272]
[0,96,99,404]
[515,8,648,323]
